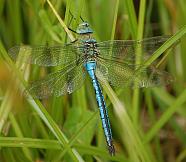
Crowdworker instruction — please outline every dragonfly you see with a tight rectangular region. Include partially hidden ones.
[9,22,175,156]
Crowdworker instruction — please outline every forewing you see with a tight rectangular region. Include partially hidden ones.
[25,61,85,99]
[96,58,174,88]
[8,43,81,66]
[96,36,172,63]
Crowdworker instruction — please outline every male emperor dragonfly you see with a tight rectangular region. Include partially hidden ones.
[9,22,175,155]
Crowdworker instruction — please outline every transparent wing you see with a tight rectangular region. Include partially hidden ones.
[8,43,82,66]
[25,60,85,99]
[96,57,174,88]
[96,36,172,63]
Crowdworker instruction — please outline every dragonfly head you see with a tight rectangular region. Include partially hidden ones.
[76,22,93,35]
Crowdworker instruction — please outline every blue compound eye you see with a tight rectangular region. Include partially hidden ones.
[84,23,88,27]
[76,22,93,34]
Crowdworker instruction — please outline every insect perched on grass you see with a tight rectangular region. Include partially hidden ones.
[9,21,175,156]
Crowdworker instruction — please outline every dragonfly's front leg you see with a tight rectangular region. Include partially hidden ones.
[84,61,115,156]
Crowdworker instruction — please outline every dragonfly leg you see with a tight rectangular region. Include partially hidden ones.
[68,27,77,34]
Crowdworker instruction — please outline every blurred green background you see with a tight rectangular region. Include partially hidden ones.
[0,0,186,162]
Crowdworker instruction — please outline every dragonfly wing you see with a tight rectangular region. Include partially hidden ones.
[25,61,85,99]
[96,36,172,63]
[96,58,174,88]
[8,43,82,66]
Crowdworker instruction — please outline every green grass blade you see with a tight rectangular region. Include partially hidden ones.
[38,10,62,43]
[0,137,127,161]
[144,89,186,143]
[142,26,186,68]
[46,0,75,42]
[132,0,146,126]
[102,81,153,162]
[9,113,33,161]
[0,42,84,162]
[110,0,119,40]
[124,0,137,38]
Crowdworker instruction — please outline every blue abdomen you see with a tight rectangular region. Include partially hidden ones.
[85,61,115,155]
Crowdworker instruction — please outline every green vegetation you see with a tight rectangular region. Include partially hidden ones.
[0,0,186,162]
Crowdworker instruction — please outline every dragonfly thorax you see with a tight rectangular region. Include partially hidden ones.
[81,38,99,61]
